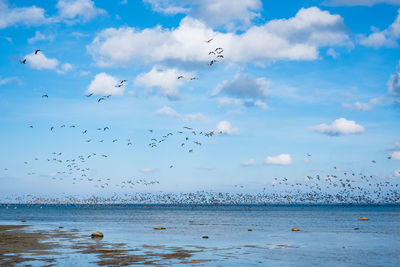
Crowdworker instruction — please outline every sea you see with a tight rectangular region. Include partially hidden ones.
[0,204,399,266]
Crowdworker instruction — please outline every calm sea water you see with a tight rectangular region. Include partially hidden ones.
[0,204,399,266]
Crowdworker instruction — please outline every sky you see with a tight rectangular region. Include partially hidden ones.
[0,0,400,197]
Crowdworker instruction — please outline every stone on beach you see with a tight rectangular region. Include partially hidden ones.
[91,231,104,238]
[291,227,300,231]
[358,216,369,221]
[154,227,166,230]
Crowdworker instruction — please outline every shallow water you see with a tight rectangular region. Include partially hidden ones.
[1,204,399,266]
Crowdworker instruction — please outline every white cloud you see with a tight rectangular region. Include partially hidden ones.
[391,151,400,160]
[323,0,400,6]
[143,0,190,15]
[216,120,239,135]
[56,63,74,74]
[156,106,207,122]
[87,73,123,96]
[213,74,271,110]
[213,74,271,99]
[56,0,106,22]
[358,9,400,48]
[61,63,73,72]
[87,7,351,66]
[309,118,365,136]
[388,141,400,150]
[0,76,22,86]
[140,168,158,173]
[28,31,54,44]
[326,48,338,58]
[264,154,292,165]
[134,66,194,100]
[0,1,49,29]
[241,158,256,166]
[342,96,383,111]
[394,169,400,177]
[388,61,400,102]
[144,0,262,30]
[25,52,59,70]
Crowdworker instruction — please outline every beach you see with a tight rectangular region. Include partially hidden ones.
[1,204,399,266]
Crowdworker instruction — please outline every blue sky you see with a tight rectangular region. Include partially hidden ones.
[0,0,400,197]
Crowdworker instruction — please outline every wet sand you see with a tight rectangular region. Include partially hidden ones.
[0,224,210,266]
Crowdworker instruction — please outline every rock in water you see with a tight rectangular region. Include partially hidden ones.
[91,231,104,238]
[291,227,300,231]
[358,217,369,221]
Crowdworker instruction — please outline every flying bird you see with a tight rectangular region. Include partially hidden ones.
[177,76,184,79]
[98,97,105,102]
[86,93,93,97]
[34,49,41,54]
[42,94,48,98]
[20,59,26,64]
[205,38,213,43]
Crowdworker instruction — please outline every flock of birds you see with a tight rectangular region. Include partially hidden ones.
[3,40,399,205]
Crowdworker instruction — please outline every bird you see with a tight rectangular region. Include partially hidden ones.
[20,59,26,64]
[208,51,215,55]
[86,93,93,97]
[208,60,218,66]
[98,98,105,102]
[42,94,48,98]
[216,55,224,58]
[170,165,173,168]
[205,38,213,43]
[190,77,198,80]
[34,49,41,55]
[50,126,54,131]
[177,76,184,79]
[82,130,87,134]
[104,127,109,131]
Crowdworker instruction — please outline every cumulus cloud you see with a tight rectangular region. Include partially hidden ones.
[0,1,49,29]
[213,74,270,109]
[213,74,270,99]
[241,158,256,166]
[388,61,400,102]
[323,0,400,6]
[56,0,106,22]
[391,151,400,160]
[25,52,59,70]
[87,73,123,96]
[134,66,194,100]
[342,96,383,111]
[156,106,207,122]
[144,0,261,30]
[358,9,400,48]
[28,31,54,44]
[264,154,292,165]
[309,118,365,136]
[87,7,351,67]
[216,120,239,135]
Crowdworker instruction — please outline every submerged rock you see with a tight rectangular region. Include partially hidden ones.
[91,231,104,238]
[153,227,166,230]
[291,227,300,231]
[358,216,369,221]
